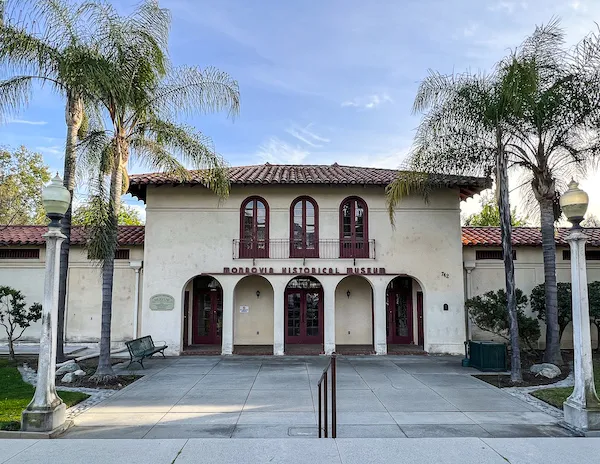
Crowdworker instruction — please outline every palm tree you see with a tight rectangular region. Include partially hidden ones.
[386,66,526,382]
[499,21,600,365]
[80,5,239,382]
[0,0,168,361]
[0,0,97,361]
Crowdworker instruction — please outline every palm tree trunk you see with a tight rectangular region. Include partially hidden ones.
[92,138,125,382]
[496,134,522,383]
[57,94,84,363]
[539,197,563,365]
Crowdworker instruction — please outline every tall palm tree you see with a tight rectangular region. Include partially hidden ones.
[386,66,526,382]
[80,5,239,382]
[500,21,600,365]
[0,0,96,361]
[0,0,168,361]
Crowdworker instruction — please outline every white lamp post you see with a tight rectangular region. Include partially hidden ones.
[22,174,71,433]
[560,180,600,432]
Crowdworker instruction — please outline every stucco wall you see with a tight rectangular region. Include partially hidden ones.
[233,275,274,345]
[464,246,600,349]
[335,276,373,345]
[0,245,143,346]
[140,183,467,355]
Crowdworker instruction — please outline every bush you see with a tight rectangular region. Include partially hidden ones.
[530,282,572,341]
[0,286,42,362]
[466,288,541,351]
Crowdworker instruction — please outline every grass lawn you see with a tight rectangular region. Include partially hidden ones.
[531,360,600,409]
[0,359,89,431]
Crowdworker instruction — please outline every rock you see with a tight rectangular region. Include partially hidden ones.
[56,362,80,376]
[74,369,86,377]
[530,363,561,378]
[61,372,77,383]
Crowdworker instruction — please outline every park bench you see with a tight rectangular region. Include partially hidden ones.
[125,335,167,369]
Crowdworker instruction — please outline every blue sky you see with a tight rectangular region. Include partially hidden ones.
[2,0,600,219]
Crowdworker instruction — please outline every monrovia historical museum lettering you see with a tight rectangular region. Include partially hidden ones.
[223,266,386,275]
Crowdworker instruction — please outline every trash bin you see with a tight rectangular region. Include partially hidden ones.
[468,340,506,372]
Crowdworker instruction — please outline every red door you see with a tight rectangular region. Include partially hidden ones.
[417,291,424,346]
[285,288,324,344]
[340,198,368,258]
[192,289,223,344]
[387,285,413,344]
[183,290,190,348]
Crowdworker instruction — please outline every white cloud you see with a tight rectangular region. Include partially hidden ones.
[463,22,479,37]
[285,124,330,147]
[7,118,48,125]
[256,136,309,164]
[35,145,63,156]
[488,1,528,14]
[341,93,393,110]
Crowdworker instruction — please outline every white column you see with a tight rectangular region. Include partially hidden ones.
[373,282,387,355]
[22,228,66,432]
[324,286,335,355]
[129,260,143,339]
[221,282,234,355]
[564,230,600,431]
[464,261,476,341]
[273,282,285,355]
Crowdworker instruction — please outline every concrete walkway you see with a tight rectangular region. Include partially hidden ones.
[2,438,600,463]
[62,355,572,439]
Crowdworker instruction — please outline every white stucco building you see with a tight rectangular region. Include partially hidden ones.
[2,163,599,355]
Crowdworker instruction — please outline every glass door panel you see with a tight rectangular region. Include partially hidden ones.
[287,292,301,338]
[305,292,320,337]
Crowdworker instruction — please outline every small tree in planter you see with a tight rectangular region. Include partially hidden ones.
[587,282,600,351]
[530,283,572,343]
[466,288,541,352]
[0,286,42,362]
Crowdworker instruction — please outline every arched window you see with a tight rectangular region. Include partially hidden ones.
[339,196,369,258]
[240,196,269,258]
[290,196,319,258]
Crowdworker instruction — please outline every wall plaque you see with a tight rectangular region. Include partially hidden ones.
[239,305,249,313]
[150,294,175,311]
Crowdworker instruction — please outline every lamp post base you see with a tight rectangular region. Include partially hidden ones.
[21,402,66,432]
[564,399,600,432]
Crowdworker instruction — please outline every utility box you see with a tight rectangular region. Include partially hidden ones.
[468,341,506,372]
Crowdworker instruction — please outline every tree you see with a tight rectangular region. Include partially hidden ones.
[0,286,42,362]
[530,282,572,342]
[588,281,600,351]
[498,21,600,366]
[464,193,528,226]
[386,66,526,382]
[466,289,541,352]
[582,215,600,228]
[73,201,143,226]
[79,2,239,382]
[0,0,125,361]
[0,146,50,226]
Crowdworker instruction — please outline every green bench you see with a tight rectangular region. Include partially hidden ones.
[125,335,168,369]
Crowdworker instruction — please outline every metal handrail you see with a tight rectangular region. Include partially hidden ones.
[317,353,337,438]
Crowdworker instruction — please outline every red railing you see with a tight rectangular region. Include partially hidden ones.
[317,353,337,438]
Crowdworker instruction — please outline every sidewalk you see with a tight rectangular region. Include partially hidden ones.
[1,437,600,463]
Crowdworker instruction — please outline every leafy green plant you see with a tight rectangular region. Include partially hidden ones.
[530,282,572,342]
[0,287,42,362]
[466,288,541,352]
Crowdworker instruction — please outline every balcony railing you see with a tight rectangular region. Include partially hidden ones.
[232,239,376,259]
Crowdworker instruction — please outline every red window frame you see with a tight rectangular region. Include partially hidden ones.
[339,196,369,258]
[239,196,269,258]
[290,196,319,258]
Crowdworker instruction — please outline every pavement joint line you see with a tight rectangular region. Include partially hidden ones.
[0,439,40,464]
[236,356,264,428]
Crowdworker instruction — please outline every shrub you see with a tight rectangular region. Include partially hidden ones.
[0,286,42,362]
[466,288,541,351]
[530,282,572,341]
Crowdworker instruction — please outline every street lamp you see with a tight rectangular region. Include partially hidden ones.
[22,174,71,433]
[559,180,600,433]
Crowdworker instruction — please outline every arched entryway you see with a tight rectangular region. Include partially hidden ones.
[285,276,323,347]
[233,275,274,354]
[182,275,223,349]
[335,275,373,353]
[386,276,424,347]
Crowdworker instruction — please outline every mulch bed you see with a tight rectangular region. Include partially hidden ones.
[474,368,570,388]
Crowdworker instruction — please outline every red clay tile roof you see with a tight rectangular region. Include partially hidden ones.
[0,225,144,246]
[128,163,490,202]
[462,226,600,247]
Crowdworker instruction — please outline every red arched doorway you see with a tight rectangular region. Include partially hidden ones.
[191,276,223,345]
[285,276,323,345]
[386,276,413,345]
